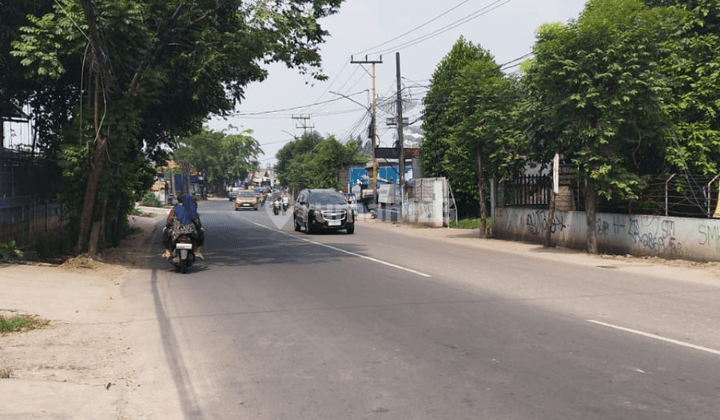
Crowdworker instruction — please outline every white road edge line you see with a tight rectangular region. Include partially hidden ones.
[588,320,720,356]
[250,221,432,278]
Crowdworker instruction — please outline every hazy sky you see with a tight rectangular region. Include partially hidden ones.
[208,0,589,166]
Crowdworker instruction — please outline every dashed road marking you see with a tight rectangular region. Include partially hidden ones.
[588,320,720,356]
[250,221,432,278]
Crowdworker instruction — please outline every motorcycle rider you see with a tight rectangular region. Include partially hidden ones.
[162,193,205,260]
[281,194,289,213]
[272,196,281,215]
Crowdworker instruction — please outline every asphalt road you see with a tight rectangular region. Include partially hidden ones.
[144,200,720,420]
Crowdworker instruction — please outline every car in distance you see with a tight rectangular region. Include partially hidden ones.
[228,186,242,201]
[235,190,258,211]
[294,188,355,234]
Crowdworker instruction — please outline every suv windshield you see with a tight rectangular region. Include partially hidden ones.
[309,192,347,205]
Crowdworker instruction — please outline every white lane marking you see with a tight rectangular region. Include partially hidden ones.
[588,320,720,356]
[250,221,432,278]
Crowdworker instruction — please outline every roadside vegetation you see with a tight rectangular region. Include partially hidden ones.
[275,132,369,193]
[139,191,162,208]
[3,0,343,256]
[0,314,48,334]
[449,218,492,230]
[172,128,263,196]
[0,241,24,262]
[421,0,720,252]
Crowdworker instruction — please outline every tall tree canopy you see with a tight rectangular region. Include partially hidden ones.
[8,0,343,254]
[421,37,524,224]
[276,132,367,191]
[173,128,262,195]
[640,0,720,174]
[524,0,679,253]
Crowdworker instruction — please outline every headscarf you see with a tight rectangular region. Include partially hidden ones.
[174,194,199,225]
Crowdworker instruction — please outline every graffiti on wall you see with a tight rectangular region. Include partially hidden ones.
[698,225,720,251]
[525,210,567,236]
[518,210,683,256]
[627,218,683,257]
[497,207,720,261]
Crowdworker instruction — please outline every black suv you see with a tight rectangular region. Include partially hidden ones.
[294,189,355,234]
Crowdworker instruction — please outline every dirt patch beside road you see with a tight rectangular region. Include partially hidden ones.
[0,208,177,419]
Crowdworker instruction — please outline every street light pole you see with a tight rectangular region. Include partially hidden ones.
[329,88,378,208]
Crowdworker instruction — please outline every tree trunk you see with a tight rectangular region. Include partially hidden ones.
[75,74,109,255]
[475,145,487,238]
[585,178,598,254]
[76,0,111,256]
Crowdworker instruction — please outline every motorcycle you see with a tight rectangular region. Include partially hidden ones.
[169,233,197,274]
[273,200,281,215]
[282,201,288,214]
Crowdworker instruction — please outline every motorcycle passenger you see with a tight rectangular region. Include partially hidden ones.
[162,193,205,260]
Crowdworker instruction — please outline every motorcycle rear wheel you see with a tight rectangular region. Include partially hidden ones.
[180,258,188,274]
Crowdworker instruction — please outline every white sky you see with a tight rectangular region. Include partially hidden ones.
[208,0,589,167]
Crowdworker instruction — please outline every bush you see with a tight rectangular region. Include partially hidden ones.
[140,191,161,207]
[0,240,24,262]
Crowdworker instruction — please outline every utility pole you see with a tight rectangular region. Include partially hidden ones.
[395,52,405,221]
[351,55,382,208]
[292,115,313,135]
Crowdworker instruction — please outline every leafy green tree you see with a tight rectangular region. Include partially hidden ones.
[174,128,262,194]
[276,132,367,191]
[450,60,525,237]
[640,0,720,175]
[421,37,491,218]
[524,0,678,253]
[276,132,323,187]
[421,37,525,227]
[10,0,343,254]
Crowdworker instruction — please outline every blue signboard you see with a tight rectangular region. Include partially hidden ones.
[348,166,412,188]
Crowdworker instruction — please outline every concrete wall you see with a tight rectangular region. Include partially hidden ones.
[494,207,720,262]
[405,178,448,227]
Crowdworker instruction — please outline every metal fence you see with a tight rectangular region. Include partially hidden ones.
[498,169,720,219]
[0,148,65,247]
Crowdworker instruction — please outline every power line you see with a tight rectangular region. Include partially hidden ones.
[229,90,368,116]
[353,0,474,56]
[370,0,513,56]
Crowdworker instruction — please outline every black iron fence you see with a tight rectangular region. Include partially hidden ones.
[499,169,720,219]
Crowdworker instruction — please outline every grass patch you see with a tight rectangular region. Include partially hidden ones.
[449,218,492,229]
[0,367,11,379]
[0,314,49,334]
[140,191,161,207]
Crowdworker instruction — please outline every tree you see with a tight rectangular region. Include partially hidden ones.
[276,132,368,191]
[421,37,525,226]
[450,60,525,237]
[640,0,720,175]
[524,0,678,253]
[10,0,343,254]
[421,38,503,218]
[174,128,262,194]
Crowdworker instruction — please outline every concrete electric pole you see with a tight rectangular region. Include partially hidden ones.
[351,55,382,208]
